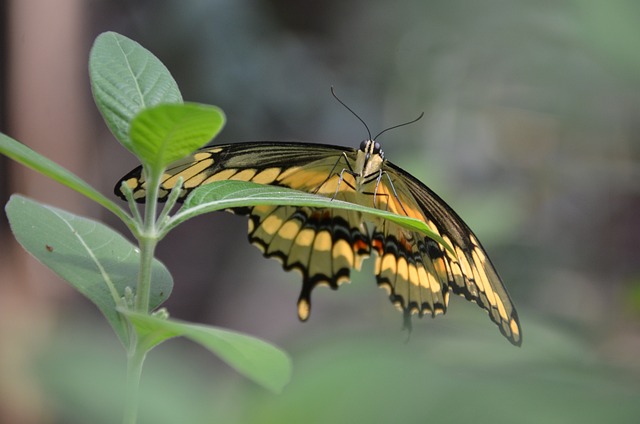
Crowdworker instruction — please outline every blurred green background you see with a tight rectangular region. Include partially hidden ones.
[1,1,640,423]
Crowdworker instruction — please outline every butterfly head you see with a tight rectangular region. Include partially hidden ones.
[356,139,385,179]
[359,139,384,160]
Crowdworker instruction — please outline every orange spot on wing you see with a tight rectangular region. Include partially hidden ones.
[399,236,413,252]
[371,238,384,255]
[311,209,331,220]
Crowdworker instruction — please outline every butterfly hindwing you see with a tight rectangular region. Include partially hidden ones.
[373,224,450,319]
[248,204,370,320]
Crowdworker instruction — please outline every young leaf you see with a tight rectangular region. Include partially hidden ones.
[5,195,173,346]
[122,311,292,393]
[0,133,135,231]
[129,103,225,172]
[169,180,452,253]
[89,31,183,151]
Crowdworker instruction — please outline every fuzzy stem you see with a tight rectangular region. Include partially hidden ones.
[124,165,162,424]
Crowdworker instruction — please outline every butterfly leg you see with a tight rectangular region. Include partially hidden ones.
[379,171,408,215]
[361,170,408,215]
[332,167,358,200]
[312,152,356,195]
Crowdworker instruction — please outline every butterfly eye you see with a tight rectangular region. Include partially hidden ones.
[359,140,368,151]
[373,142,382,154]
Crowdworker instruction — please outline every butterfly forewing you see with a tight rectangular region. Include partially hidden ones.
[116,141,522,346]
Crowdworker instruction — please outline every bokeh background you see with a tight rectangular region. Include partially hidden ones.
[2,1,640,423]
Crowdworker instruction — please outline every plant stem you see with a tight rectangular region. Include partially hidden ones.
[125,165,161,424]
[134,235,156,313]
[123,336,147,424]
[134,165,161,313]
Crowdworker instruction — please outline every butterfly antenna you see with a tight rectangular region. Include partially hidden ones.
[331,86,372,141]
[373,111,425,140]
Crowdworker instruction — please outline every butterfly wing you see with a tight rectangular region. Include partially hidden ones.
[247,204,370,320]
[371,161,522,345]
[116,142,373,319]
[117,142,354,202]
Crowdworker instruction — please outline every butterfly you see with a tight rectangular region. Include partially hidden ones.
[115,136,522,346]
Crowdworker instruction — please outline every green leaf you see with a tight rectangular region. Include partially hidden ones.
[169,180,453,253]
[5,195,173,346]
[130,103,225,172]
[89,31,183,152]
[122,311,292,393]
[0,132,135,231]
